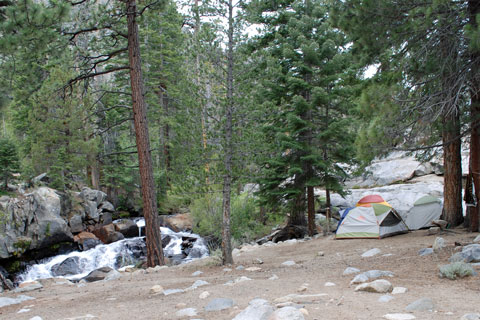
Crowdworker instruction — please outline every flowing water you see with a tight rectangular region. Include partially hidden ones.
[18,220,209,283]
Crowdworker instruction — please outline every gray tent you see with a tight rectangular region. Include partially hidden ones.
[405,195,442,230]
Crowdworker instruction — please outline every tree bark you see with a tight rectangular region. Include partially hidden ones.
[468,0,480,232]
[307,186,315,236]
[442,109,463,227]
[126,0,164,266]
[289,185,307,226]
[221,0,234,265]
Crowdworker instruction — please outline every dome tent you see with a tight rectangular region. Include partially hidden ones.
[336,195,409,239]
[404,195,442,230]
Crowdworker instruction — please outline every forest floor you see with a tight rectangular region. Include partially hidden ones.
[1,229,479,320]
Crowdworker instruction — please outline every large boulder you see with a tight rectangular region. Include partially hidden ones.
[51,257,81,276]
[80,187,107,206]
[73,232,102,251]
[83,267,113,282]
[0,187,73,259]
[68,214,84,233]
[114,219,139,238]
[93,224,124,244]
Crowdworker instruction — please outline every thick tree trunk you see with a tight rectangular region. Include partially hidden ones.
[289,186,307,226]
[126,0,164,266]
[307,186,315,236]
[468,0,480,232]
[221,0,234,265]
[442,110,463,227]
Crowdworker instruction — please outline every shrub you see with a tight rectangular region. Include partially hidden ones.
[439,261,476,280]
[190,194,223,240]
[190,192,275,243]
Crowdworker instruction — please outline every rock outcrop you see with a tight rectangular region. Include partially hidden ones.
[0,186,116,262]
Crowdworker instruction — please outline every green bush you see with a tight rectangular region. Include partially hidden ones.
[190,194,223,239]
[190,192,275,244]
[439,261,476,280]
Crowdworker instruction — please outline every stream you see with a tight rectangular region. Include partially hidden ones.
[18,219,209,283]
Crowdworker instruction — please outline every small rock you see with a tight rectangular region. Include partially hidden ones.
[176,303,187,309]
[461,314,480,320]
[350,270,394,284]
[378,295,394,303]
[392,287,408,294]
[192,271,203,277]
[223,268,232,272]
[297,286,308,292]
[163,289,185,295]
[343,267,360,275]
[405,298,435,312]
[17,308,31,313]
[299,308,309,316]
[275,302,304,308]
[204,298,235,312]
[246,267,262,272]
[104,270,121,281]
[418,248,434,256]
[282,261,296,266]
[0,295,35,308]
[362,248,381,257]
[187,280,209,290]
[236,265,245,270]
[354,279,393,293]
[232,299,274,320]
[269,274,279,280]
[150,285,164,294]
[317,251,325,256]
[427,227,440,235]
[324,282,336,287]
[269,306,305,320]
[232,248,241,256]
[153,265,167,272]
[199,291,210,299]
[474,235,480,243]
[253,258,264,264]
[274,294,327,304]
[382,253,394,257]
[14,281,43,293]
[225,276,252,286]
[433,237,446,252]
[176,308,197,317]
[383,314,416,320]
[29,317,43,320]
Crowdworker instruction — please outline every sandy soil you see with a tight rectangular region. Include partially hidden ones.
[1,229,479,320]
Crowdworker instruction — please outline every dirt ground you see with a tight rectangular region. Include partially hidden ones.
[1,229,479,320]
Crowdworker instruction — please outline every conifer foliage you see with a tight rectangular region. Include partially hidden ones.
[249,0,355,229]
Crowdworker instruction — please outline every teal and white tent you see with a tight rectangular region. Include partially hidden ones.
[335,204,409,239]
[404,195,442,230]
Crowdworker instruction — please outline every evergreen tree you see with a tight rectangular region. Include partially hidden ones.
[333,0,472,227]
[0,137,19,190]
[249,0,356,230]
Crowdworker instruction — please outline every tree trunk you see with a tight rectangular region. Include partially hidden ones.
[468,0,480,232]
[442,109,463,227]
[307,186,315,236]
[289,186,307,226]
[221,0,234,265]
[126,0,164,266]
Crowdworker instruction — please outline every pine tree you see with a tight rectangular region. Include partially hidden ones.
[333,0,470,227]
[0,137,19,190]
[249,0,356,231]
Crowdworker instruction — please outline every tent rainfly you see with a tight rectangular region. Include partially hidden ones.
[336,195,409,239]
[404,195,442,230]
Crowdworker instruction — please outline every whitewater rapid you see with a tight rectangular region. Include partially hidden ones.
[18,221,209,283]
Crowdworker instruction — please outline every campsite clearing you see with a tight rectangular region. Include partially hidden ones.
[0,229,478,320]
